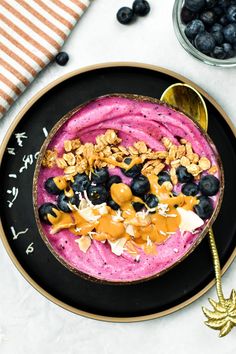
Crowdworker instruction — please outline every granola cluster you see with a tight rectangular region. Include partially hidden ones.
[42,129,217,182]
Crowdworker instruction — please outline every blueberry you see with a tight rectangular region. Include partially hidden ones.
[195,32,216,54]
[132,0,150,16]
[87,185,108,205]
[143,193,159,209]
[55,52,69,66]
[199,11,216,26]
[131,175,150,196]
[218,0,230,7]
[176,166,193,183]
[72,173,90,193]
[132,201,145,212]
[185,20,205,39]
[185,0,205,12]
[38,203,58,224]
[107,197,120,210]
[181,182,199,196]
[181,7,196,24]
[117,7,134,24]
[211,30,224,44]
[121,157,143,178]
[57,193,79,212]
[107,175,122,189]
[212,45,227,58]
[199,174,220,196]
[223,23,236,42]
[91,168,109,184]
[227,5,236,22]
[213,7,224,18]
[219,14,229,25]
[44,177,61,195]
[194,196,214,219]
[158,171,171,185]
[205,0,217,8]
[222,42,235,57]
[211,23,223,32]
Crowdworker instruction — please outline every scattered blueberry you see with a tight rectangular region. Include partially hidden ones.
[121,157,143,178]
[199,174,220,196]
[185,0,205,12]
[107,175,122,190]
[226,5,236,22]
[55,52,69,66]
[181,182,199,196]
[133,0,150,16]
[143,193,159,209]
[200,11,216,26]
[176,166,193,183]
[117,7,134,24]
[91,168,109,184]
[132,201,145,212]
[181,7,196,24]
[87,185,108,205]
[223,23,236,42]
[44,177,61,195]
[212,45,227,58]
[205,0,217,8]
[131,175,150,196]
[158,171,171,185]
[107,197,120,210]
[185,19,205,39]
[223,42,235,57]
[38,203,58,224]
[195,32,216,54]
[72,173,90,193]
[194,196,214,219]
[57,193,79,212]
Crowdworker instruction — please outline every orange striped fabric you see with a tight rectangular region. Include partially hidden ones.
[0,0,90,119]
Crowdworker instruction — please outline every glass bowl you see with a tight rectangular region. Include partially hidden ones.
[173,0,236,67]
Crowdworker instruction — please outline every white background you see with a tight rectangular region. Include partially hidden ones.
[0,1,236,353]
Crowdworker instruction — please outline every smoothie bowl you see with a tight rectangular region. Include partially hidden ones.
[33,94,224,284]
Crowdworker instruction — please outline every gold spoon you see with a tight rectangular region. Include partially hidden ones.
[161,83,236,337]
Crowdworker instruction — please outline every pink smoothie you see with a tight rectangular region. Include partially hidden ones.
[36,96,221,282]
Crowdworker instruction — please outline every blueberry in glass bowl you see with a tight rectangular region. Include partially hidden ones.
[173,0,236,66]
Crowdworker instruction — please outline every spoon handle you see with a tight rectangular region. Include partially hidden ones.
[202,228,236,337]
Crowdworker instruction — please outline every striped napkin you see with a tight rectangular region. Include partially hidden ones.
[0,0,90,119]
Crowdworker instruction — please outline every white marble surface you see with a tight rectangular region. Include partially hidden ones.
[0,0,236,353]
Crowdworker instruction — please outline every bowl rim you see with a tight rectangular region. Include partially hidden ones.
[173,0,236,67]
[32,92,225,285]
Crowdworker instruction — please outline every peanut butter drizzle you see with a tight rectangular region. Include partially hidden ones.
[47,173,198,255]
[53,176,68,190]
[88,155,142,171]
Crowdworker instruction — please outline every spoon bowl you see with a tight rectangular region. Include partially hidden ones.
[161,83,208,131]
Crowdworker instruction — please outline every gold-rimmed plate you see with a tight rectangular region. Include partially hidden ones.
[0,62,235,321]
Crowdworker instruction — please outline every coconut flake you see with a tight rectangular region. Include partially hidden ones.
[78,207,101,222]
[108,237,127,256]
[125,224,135,236]
[177,207,204,232]
[75,236,91,253]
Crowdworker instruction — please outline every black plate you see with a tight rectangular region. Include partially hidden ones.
[0,64,236,321]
